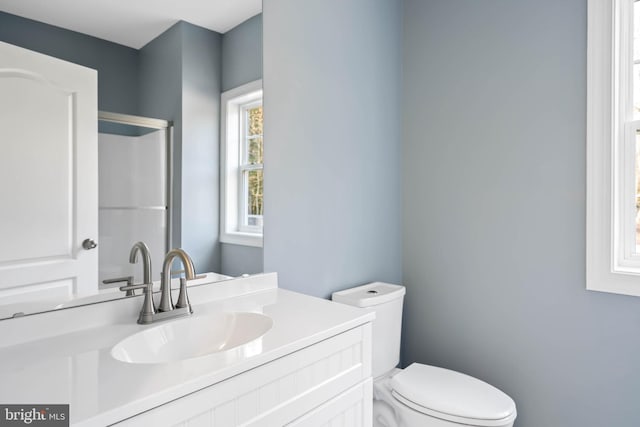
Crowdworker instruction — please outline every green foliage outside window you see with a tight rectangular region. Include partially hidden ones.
[247,106,263,217]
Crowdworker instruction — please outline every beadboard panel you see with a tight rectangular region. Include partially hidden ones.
[288,379,372,427]
[114,324,372,426]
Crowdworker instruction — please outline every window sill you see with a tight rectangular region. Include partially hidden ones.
[220,231,263,248]
[586,266,640,297]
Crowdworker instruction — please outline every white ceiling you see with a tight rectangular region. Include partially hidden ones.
[0,0,262,49]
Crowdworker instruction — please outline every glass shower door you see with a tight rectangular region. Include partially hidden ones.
[97,117,171,285]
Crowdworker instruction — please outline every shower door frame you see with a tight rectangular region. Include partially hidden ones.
[97,111,174,255]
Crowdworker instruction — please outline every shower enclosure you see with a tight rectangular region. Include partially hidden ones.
[97,112,172,285]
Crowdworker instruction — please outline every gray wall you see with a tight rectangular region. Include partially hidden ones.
[402,1,640,426]
[222,14,263,92]
[181,23,223,274]
[139,23,184,251]
[0,11,139,115]
[221,244,263,277]
[220,13,264,277]
[140,22,223,274]
[263,0,402,297]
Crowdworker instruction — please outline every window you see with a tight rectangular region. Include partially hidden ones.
[220,80,263,247]
[587,0,640,295]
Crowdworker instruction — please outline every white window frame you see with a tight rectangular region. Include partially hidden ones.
[587,0,640,295]
[220,80,263,247]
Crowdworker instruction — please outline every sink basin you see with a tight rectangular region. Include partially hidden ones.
[111,312,273,364]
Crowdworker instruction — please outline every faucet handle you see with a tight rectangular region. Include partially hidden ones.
[119,283,146,292]
[116,281,157,325]
[103,276,135,296]
[115,281,158,325]
[175,278,192,313]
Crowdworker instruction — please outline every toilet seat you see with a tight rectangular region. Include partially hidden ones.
[390,363,517,427]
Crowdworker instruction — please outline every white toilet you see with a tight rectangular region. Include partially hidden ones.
[332,282,517,427]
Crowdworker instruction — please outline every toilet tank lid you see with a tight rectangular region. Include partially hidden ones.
[331,282,405,307]
[391,363,516,425]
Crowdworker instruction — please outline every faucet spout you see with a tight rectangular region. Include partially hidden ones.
[158,248,196,312]
[129,241,152,284]
[127,241,156,323]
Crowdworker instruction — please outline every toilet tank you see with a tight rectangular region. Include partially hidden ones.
[332,282,405,378]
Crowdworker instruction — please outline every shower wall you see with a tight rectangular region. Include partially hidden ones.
[98,130,167,284]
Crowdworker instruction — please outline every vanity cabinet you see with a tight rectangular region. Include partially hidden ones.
[0,277,373,427]
[114,324,372,427]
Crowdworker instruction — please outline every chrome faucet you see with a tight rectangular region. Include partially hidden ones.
[119,246,196,324]
[158,248,196,312]
[118,241,156,324]
[129,241,152,285]
[158,249,196,313]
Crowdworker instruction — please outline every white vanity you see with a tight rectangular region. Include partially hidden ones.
[0,273,373,426]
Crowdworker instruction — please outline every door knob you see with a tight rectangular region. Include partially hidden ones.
[82,239,97,250]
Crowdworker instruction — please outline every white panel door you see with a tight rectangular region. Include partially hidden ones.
[0,41,98,301]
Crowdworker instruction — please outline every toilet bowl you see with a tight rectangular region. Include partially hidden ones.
[332,283,517,427]
[374,364,516,427]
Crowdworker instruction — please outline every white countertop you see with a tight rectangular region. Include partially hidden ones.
[0,274,373,426]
